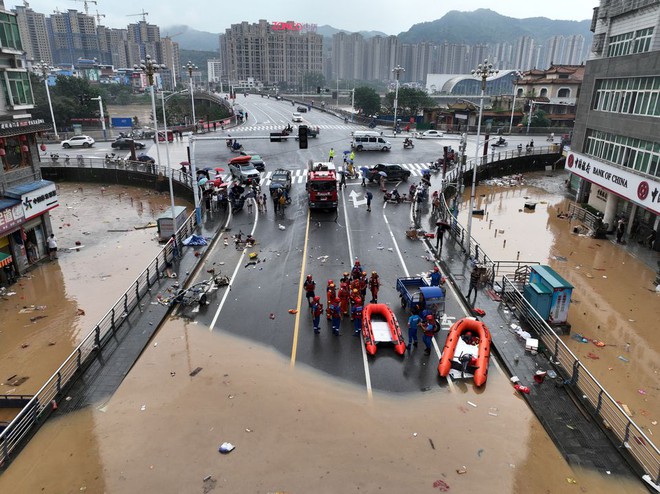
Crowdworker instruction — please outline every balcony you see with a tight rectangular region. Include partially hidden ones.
[609,0,660,18]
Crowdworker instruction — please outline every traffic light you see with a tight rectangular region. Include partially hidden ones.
[298,125,308,149]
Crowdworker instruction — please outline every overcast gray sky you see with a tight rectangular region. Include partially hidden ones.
[8,1,596,34]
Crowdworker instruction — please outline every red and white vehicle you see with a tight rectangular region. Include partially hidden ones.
[306,161,338,209]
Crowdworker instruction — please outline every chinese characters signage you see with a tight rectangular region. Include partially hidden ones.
[271,22,317,32]
[567,151,660,214]
[0,203,25,235]
[21,183,59,220]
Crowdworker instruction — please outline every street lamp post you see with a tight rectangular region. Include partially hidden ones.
[160,90,177,230]
[508,70,523,134]
[526,100,536,135]
[466,59,498,249]
[90,96,106,141]
[34,61,59,140]
[184,61,198,131]
[392,65,405,134]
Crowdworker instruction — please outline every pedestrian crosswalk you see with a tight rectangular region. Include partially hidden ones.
[226,124,354,133]
[214,162,436,188]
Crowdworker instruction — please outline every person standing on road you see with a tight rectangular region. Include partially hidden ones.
[419,314,438,355]
[311,296,323,334]
[368,271,380,303]
[47,234,58,260]
[366,191,373,212]
[326,281,336,320]
[466,264,481,301]
[272,189,280,214]
[339,170,346,189]
[304,274,316,307]
[429,266,442,287]
[329,297,342,335]
[338,281,350,317]
[407,313,420,351]
[436,221,449,254]
[351,298,363,336]
[328,148,335,162]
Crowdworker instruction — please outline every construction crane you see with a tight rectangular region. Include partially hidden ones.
[127,9,149,22]
[94,9,105,24]
[70,0,97,15]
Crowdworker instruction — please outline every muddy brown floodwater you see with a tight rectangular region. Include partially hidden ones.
[457,170,659,436]
[0,183,191,395]
[0,177,650,493]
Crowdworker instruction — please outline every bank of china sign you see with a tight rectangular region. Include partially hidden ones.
[567,151,660,215]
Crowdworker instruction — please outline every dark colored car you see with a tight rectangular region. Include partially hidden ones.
[269,168,292,196]
[240,151,266,171]
[111,138,146,150]
[297,106,308,113]
[368,163,411,182]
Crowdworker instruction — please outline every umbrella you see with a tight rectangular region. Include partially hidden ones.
[343,150,351,155]
[201,167,213,172]
[378,171,388,177]
[180,161,190,166]
[198,177,208,186]
[137,154,155,162]
[214,167,225,173]
[360,166,369,172]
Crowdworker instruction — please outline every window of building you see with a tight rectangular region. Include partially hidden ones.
[606,27,654,57]
[557,88,571,98]
[585,129,660,178]
[1,71,34,107]
[632,27,654,54]
[1,136,32,172]
[0,13,22,50]
[593,76,660,117]
[540,88,548,97]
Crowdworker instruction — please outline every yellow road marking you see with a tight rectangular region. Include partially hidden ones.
[290,207,311,366]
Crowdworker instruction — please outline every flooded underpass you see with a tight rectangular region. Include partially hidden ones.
[455,170,659,439]
[0,178,653,493]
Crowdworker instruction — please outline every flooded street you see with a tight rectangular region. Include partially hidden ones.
[456,170,659,435]
[0,183,191,394]
[0,177,653,493]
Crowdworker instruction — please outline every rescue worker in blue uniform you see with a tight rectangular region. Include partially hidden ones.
[329,297,342,335]
[429,266,442,287]
[311,296,323,334]
[351,298,363,336]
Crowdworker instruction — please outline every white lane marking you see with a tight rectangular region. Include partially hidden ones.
[209,197,259,331]
[341,186,372,398]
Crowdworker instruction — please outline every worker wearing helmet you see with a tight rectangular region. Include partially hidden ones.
[359,271,368,300]
[429,266,442,287]
[340,272,350,285]
[311,296,323,334]
[369,271,380,303]
[418,314,438,355]
[329,296,342,335]
[349,288,361,308]
[351,297,363,336]
[351,259,362,281]
[304,274,316,307]
[326,281,336,320]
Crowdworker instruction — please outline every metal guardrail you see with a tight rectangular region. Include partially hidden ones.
[0,208,198,469]
[500,275,660,486]
[435,149,660,487]
[568,202,598,230]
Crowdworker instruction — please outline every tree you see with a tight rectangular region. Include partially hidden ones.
[303,72,325,92]
[383,87,434,117]
[353,86,381,116]
[523,109,551,128]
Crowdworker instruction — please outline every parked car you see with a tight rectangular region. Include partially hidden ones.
[61,135,95,148]
[368,163,411,182]
[297,106,308,113]
[240,150,266,171]
[418,130,444,139]
[111,138,146,150]
[292,112,303,122]
[269,168,292,196]
[229,160,261,184]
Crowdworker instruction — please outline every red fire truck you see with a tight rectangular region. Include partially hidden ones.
[306,161,338,209]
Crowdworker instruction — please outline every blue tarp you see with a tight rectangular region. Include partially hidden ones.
[182,234,207,246]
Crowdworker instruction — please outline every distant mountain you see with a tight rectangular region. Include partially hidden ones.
[164,25,219,52]
[398,9,592,44]
[315,24,388,39]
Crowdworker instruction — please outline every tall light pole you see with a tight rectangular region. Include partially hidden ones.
[466,59,498,247]
[90,96,106,141]
[526,100,536,135]
[392,65,405,134]
[160,90,177,229]
[184,61,198,130]
[135,54,166,208]
[508,70,523,134]
[34,61,59,140]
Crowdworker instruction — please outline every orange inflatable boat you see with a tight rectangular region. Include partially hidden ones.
[438,317,491,386]
[362,303,406,355]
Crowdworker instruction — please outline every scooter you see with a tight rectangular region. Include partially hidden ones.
[50,153,59,162]
[403,138,414,149]
[383,190,409,203]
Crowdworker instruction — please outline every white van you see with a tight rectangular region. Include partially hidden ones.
[351,131,391,152]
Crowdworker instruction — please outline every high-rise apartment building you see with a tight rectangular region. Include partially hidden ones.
[14,5,51,64]
[48,9,100,65]
[219,20,323,88]
[332,32,366,81]
[570,0,660,249]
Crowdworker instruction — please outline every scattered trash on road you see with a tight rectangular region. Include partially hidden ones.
[189,367,203,377]
[218,442,235,454]
[617,355,630,363]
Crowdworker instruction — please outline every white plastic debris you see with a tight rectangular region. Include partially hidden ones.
[218,442,235,454]
[278,224,286,230]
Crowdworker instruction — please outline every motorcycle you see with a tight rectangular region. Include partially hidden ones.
[491,137,507,147]
[383,190,409,203]
[50,153,59,162]
[403,138,414,149]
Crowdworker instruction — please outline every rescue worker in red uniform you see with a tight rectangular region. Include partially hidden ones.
[368,271,380,303]
[351,298,363,337]
[351,259,363,281]
[311,296,323,334]
[340,271,350,285]
[359,271,368,300]
[338,281,350,317]
[304,274,316,308]
[349,288,361,308]
[326,280,336,320]
[329,297,342,335]
[419,314,439,355]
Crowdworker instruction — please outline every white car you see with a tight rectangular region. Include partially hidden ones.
[418,130,444,139]
[292,112,303,122]
[61,135,95,148]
